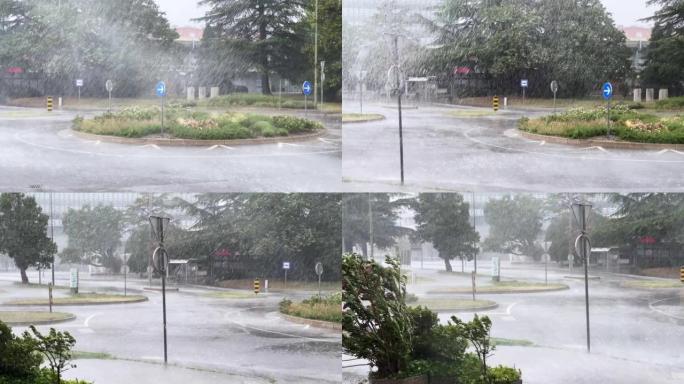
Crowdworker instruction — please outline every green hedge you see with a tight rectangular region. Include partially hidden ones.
[280,293,342,323]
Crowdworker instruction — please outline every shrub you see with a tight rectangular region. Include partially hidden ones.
[489,365,522,384]
[655,96,684,110]
[272,116,323,133]
[279,293,342,323]
[0,321,42,378]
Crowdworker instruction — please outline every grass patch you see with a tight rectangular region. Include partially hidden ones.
[519,104,684,144]
[0,311,74,325]
[202,94,316,110]
[410,299,497,312]
[218,279,339,292]
[280,293,341,323]
[73,106,323,140]
[429,280,568,294]
[655,96,684,110]
[71,351,115,360]
[446,110,497,118]
[621,280,683,289]
[203,290,263,299]
[5,293,147,305]
[342,113,384,122]
[13,282,69,289]
[491,337,535,347]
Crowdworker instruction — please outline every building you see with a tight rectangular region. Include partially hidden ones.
[621,26,652,73]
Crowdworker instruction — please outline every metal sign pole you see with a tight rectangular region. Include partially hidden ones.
[392,35,405,185]
[161,94,165,138]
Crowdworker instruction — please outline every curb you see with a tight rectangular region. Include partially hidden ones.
[71,128,326,147]
[342,116,386,124]
[4,296,149,306]
[143,287,180,292]
[0,312,76,326]
[564,275,601,280]
[412,302,499,313]
[279,312,341,331]
[518,130,684,150]
[427,285,569,295]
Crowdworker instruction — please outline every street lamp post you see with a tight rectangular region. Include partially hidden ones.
[149,215,171,364]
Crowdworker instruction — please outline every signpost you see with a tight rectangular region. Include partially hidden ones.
[76,79,83,102]
[283,261,290,288]
[105,80,114,113]
[491,256,500,282]
[302,81,313,116]
[320,61,325,110]
[359,70,367,114]
[315,262,324,298]
[550,80,559,114]
[70,268,79,294]
[156,81,167,137]
[602,82,613,137]
[149,215,171,364]
[521,79,528,104]
[471,271,477,301]
[573,202,593,353]
[387,62,405,185]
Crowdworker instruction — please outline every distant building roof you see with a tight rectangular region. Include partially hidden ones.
[176,26,204,42]
[621,26,652,42]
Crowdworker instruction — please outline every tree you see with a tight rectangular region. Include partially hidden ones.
[642,0,684,94]
[483,195,544,260]
[342,194,406,259]
[198,0,309,95]
[0,193,57,284]
[450,314,494,382]
[60,205,125,273]
[427,0,631,97]
[0,320,43,378]
[410,193,479,272]
[307,0,342,101]
[25,326,76,384]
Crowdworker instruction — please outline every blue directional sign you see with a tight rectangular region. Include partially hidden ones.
[302,81,313,96]
[602,82,613,100]
[156,81,167,97]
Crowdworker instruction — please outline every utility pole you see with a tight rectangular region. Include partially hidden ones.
[368,194,374,261]
[472,192,477,274]
[50,193,55,287]
[391,34,405,185]
[314,0,318,110]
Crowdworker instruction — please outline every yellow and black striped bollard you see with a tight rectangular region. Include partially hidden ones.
[493,96,500,112]
[680,266,684,283]
[254,278,260,295]
[47,96,53,112]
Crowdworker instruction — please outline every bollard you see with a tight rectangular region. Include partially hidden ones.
[198,87,207,100]
[645,88,654,102]
[492,96,500,112]
[253,278,260,295]
[680,266,683,283]
[633,88,642,103]
[264,279,269,293]
[47,96,53,112]
[210,87,220,99]
[187,87,195,101]
[659,88,669,101]
[504,97,508,109]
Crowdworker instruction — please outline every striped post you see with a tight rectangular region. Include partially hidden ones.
[493,96,500,112]
[254,278,260,295]
[680,266,684,283]
[47,96,53,112]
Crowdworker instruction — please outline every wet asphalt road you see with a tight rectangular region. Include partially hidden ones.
[342,102,684,192]
[0,106,343,192]
[0,272,341,384]
[343,262,684,384]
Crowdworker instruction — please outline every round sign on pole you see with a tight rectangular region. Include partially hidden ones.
[152,247,168,274]
[302,81,313,96]
[550,80,558,94]
[315,262,323,277]
[387,65,405,94]
[602,82,613,100]
[105,80,113,92]
[156,81,167,98]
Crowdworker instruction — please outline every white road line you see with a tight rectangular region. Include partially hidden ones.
[648,297,684,321]
[657,149,684,156]
[84,313,100,327]
[539,141,546,146]
[224,307,337,343]
[206,145,236,151]
[140,144,161,150]
[581,146,608,153]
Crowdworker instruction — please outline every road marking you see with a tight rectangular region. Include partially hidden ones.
[539,140,546,146]
[318,138,339,144]
[206,145,236,151]
[224,307,338,343]
[506,302,517,316]
[648,297,684,321]
[140,144,161,150]
[83,313,100,327]
[657,149,684,156]
[581,146,608,153]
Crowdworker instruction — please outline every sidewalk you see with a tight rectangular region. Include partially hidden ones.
[64,359,272,384]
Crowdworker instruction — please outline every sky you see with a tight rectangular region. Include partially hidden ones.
[154,0,657,28]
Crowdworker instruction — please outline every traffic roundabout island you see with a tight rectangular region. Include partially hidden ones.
[4,293,148,306]
[72,107,326,146]
[518,104,684,150]
[427,281,569,295]
[342,113,385,123]
[0,311,76,325]
[408,298,499,312]
[620,280,683,290]
[279,294,342,330]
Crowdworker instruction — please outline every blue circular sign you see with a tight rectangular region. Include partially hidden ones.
[302,81,313,96]
[602,82,613,100]
[156,81,167,97]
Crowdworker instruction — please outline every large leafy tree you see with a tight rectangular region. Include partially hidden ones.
[428,0,631,97]
[307,0,342,101]
[483,195,544,260]
[0,193,57,284]
[642,0,684,94]
[342,194,406,259]
[198,0,309,95]
[410,193,479,272]
[60,205,125,273]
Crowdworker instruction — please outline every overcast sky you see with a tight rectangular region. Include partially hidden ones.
[154,0,657,28]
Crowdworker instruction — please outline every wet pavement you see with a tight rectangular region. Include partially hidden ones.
[342,102,684,192]
[343,261,684,384]
[0,272,341,384]
[0,106,343,192]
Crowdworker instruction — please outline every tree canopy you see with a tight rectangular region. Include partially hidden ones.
[642,0,684,93]
[483,195,544,260]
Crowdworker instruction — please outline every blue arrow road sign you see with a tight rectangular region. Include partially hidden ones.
[602,82,613,100]
[156,81,167,97]
[302,81,313,96]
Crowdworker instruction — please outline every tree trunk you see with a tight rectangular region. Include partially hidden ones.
[443,258,452,272]
[258,4,271,96]
[461,258,465,272]
[20,267,29,284]
[261,71,271,96]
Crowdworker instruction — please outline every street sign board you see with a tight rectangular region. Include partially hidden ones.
[550,80,559,94]
[315,262,323,276]
[602,82,613,100]
[70,268,79,289]
[521,79,528,88]
[302,81,313,96]
[153,247,169,274]
[156,81,167,97]
[492,256,500,278]
[76,79,84,87]
[283,262,290,270]
[106,80,113,92]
